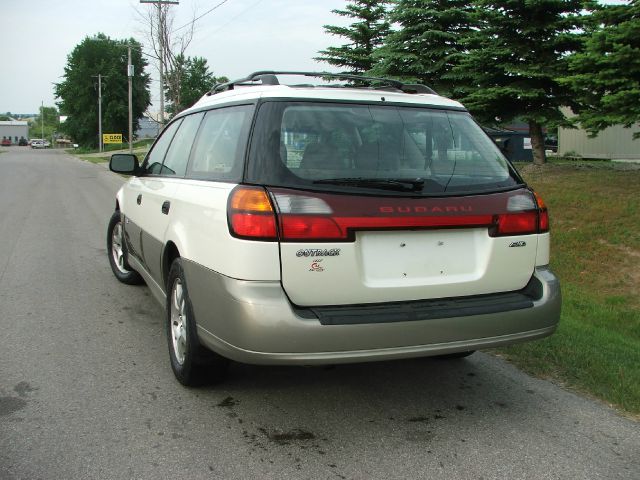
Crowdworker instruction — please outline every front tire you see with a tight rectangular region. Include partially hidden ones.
[107,211,143,285]
[166,258,228,386]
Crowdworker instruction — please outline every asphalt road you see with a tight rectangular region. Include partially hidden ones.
[0,147,638,480]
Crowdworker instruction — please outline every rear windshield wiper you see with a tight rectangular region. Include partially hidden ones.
[312,177,425,192]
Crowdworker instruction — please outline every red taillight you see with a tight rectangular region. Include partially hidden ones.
[492,211,538,237]
[230,213,277,239]
[534,191,549,233]
[227,187,277,241]
[281,215,343,240]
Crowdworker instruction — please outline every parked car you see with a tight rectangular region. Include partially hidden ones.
[1,138,11,147]
[30,139,50,149]
[108,71,561,386]
[18,137,28,146]
[544,135,558,153]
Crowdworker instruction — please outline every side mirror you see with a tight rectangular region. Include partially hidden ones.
[110,154,139,175]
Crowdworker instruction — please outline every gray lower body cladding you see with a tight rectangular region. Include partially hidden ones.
[182,260,561,365]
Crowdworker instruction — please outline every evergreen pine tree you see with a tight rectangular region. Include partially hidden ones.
[560,1,640,138]
[316,0,391,74]
[451,1,589,164]
[371,0,475,96]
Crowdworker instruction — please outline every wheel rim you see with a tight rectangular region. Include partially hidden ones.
[170,278,188,365]
[111,221,130,274]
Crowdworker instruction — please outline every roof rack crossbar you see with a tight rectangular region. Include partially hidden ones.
[208,71,437,95]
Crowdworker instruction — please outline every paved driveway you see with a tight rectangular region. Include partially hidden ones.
[0,148,638,479]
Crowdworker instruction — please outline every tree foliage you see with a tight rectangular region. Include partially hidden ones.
[29,106,59,140]
[166,55,228,116]
[371,0,475,96]
[316,0,391,74]
[54,34,151,147]
[560,1,640,138]
[451,0,589,164]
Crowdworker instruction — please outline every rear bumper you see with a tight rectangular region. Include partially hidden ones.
[183,261,561,365]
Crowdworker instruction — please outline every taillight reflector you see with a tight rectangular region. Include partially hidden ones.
[533,191,549,233]
[281,216,343,239]
[228,187,277,241]
[492,211,538,236]
[230,213,277,239]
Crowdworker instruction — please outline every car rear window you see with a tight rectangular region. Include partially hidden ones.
[246,101,521,195]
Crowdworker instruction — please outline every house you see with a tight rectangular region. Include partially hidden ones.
[558,122,640,159]
[135,113,164,139]
[0,120,29,145]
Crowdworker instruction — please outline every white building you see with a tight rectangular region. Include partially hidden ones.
[0,120,29,145]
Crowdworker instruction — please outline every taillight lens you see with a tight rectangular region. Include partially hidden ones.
[227,187,277,240]
[491,211,538,236]
[489,191,548,237]
[534,191,549,233]
[281,216,343,240]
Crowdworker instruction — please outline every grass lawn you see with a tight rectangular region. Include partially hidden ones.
[73,138,154,154]
[496,159,640,415]
[72,139,153,165]
[79,155,109,164]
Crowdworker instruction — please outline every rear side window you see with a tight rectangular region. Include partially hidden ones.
[160,112,204,177]
[247,102,520,195]
[142,119,182,175]
[187,105,252,181]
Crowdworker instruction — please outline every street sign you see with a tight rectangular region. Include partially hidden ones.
[103,134,123,144]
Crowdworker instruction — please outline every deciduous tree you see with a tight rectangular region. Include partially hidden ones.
[165,55,227,115]
[29,106,59,140]
[54,34,151,147]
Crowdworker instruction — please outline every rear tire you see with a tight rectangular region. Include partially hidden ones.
[166,258,229,386]
[107,211,143,285]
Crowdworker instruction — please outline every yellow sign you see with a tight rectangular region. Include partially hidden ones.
[103,133,123,144]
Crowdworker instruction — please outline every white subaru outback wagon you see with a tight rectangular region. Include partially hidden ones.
[108,71,561,386]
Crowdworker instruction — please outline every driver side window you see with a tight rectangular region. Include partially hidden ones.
[141,119,182,175]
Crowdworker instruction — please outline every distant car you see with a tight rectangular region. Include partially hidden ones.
[544,135,558,153]
[31,139,50,149]
[18,137,28,146]
[1,138,11,147]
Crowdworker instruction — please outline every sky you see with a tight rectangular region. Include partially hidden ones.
[1,0,627,115]
[0,0,349,114]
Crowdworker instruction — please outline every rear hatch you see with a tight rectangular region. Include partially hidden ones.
[243,99,547,306]
[268,187,544,306]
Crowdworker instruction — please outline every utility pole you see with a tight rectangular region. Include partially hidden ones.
[140,0,179,130]
[97,74,103,152]
[40,101,44,144]
[158,2,165,129]
[91,74,109,152]
[128,45,134,153]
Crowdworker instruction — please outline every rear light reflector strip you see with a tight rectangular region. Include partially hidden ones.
[227,186,550,241]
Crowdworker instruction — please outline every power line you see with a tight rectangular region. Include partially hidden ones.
[191,0,263,46]
[174,0,232,32]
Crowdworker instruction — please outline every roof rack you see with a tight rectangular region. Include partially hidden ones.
[208,71,437,96]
